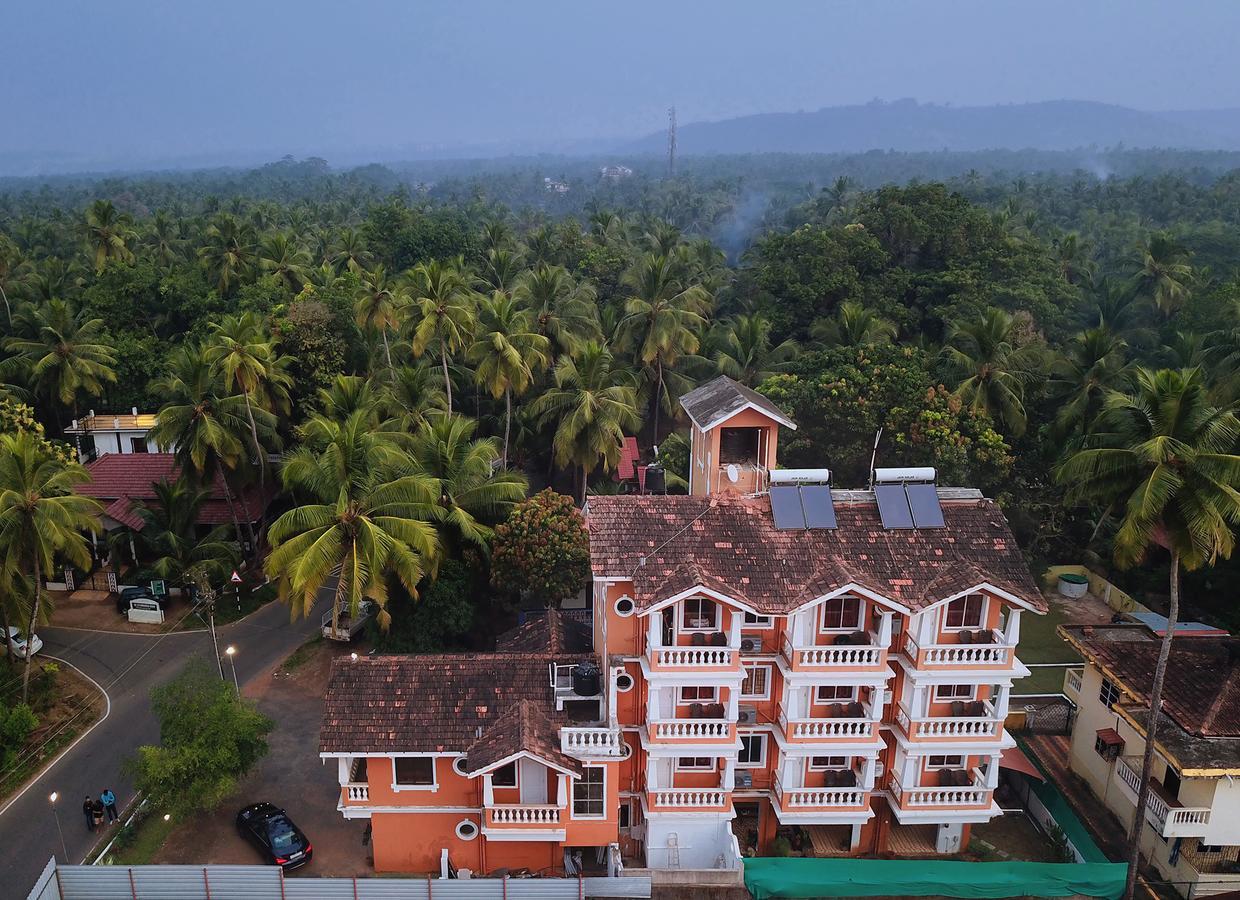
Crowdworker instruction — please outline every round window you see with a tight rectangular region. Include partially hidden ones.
[620,740,633,759]
[455,819,479,841]
[615,672,634,693]
[453,756,470,776]
[614,596,635,617]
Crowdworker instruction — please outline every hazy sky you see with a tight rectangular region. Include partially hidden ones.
[4,0,1240,169]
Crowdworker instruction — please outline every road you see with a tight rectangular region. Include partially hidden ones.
[1,592,328,900]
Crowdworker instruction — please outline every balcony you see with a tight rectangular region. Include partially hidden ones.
[904,630,1016,670]
[896,702,1003,742]
[651,646,739,669]
[774,777,869,813]
[1064,668,1083,699]
[561,727,624,757]
[778,703,879,744]
[340,783,369,804]
[1115,757,1212,838]
[889,772,993,812]
[782,632,887,673]
[486,804,563,826]
[649,718,736,744]
[646,788,731,812]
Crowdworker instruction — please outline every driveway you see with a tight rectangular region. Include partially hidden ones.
[0,589,330,900]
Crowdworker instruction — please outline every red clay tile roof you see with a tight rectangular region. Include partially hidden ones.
[586,493,1043,614]
[465,700,582,777]
[79,453,272,531]
[496,611,592,656]
[616,436,640,481]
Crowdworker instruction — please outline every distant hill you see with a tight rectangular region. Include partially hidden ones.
[623,100,1240,155]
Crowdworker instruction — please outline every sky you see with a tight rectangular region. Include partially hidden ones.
[3,0,1240,172]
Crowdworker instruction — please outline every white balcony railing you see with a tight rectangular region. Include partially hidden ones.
[906,631,1013,667]
[652,647,737,667]
[1115,757,1211,837]
[779,705,877,741]
[344,783,369,802]
[489,804,562,825]
[782,634,883,668]
[561,727,623,757]
[650,789,729,809]
[892,776,990,808]
[776,780,867,809]
[651,719,732,740]
[1065,669,1083,696]
[896,703,1001,740]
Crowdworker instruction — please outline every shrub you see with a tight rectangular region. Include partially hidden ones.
[491,489,590,605]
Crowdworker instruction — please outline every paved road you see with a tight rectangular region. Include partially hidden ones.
[1,592,328,900]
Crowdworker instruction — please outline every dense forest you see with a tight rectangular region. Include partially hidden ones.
[3,148,1240,643]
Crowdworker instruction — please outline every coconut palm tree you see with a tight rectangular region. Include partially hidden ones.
[478,248,526,296]
[198,215,257,297]
[329,228,373,275]
[83,200,136,273]
[0,432,102,700]
[711,314,798,386]
[528,341,641,501]
[381,364,449,432]
[810,301,898,347]
[512,263,600,360]
[354,266,408,376]
[469,292,551,468]
[258,232,312,292]
[144,211,186,269]
[408,259,477,413]
[1,299,117,420]
[1058,368,1240,900]
[1131,233,1193,318]
[133,478,240,590]
[267,409,440,630]
[1046,327,1130,439]
[941,308,1044,437]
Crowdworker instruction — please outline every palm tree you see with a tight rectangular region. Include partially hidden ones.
[144,211,186,268]
[381,364,449,432]
[1052,232,1094,286]
[469,292,551,467]
[330,228,373,274]
[479,248,526,296]
[810,301,898,347]
[1046,327,1130,439]
[0,235,23,326]
[1131,233,1193,318]
[258,232,311,292]
[266,410,440,630]
[512,263,599,359]
[83,200,136,273]
[403,415,528,551]
[354,266,408,376]
[711,314,797,386]
[2,299,117,420]
[198,215,257,296]
[133,479,240,590]
[528,341,641,501]
[408,259,477,413]
[1058,368,1240,900]
[617,254,711,440]
[941,308,1043,437]
[0,432,102,700]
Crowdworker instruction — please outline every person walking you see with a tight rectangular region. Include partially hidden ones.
[101,788,119,823]
[82,795,96,832]
[91,797,105,830]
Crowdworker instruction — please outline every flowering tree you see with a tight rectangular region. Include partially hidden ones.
[491,489,590,605]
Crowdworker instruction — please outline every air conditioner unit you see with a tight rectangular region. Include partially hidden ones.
[740,637,760,653]
[734,770,753,789]
[874,760,885,778]
[737,706,758,725]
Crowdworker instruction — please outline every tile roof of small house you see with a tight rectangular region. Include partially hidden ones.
[585,492,1043,615]
[496,611,593,655]
[678,376,796,431]
[465,699,582,777]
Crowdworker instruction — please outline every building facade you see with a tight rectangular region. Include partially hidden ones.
[64,410,164,462]
[318,376,1043,874]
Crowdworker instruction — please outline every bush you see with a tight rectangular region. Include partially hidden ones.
[770,836,792,857]
[376,559,477,652]
[491,489,590,605]
[0,700,38,770]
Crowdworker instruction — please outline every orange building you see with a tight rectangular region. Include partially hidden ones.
[319,375,1044,874]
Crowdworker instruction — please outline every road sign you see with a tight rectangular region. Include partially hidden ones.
[150,579,167,597]
[230,570,243,584]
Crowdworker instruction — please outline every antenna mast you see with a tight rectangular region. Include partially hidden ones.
[667,106,677,178]
[867,427,883,488]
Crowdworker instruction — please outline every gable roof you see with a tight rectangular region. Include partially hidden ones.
[496,611,593,656]
[678,376,796,431]
[586,492,1043,615]
[465,700,582,777]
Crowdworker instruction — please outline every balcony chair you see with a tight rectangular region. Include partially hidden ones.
[849,630,870,645]
[966,700,986,717]
[691,632,707,646]
[833,633,852,646]
[689,702,706,718]
[957,630,973,645]
[709,631,728,647]
[951,700,967,717]
[706,702,726,719]
[846,701,864,718]
[973,629,994,644]
[828,703,846,718]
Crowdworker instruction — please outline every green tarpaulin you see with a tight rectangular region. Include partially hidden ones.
[743,858,1128,899]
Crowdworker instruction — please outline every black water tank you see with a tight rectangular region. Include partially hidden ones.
[572,662,601,697]
[645,464,666,495]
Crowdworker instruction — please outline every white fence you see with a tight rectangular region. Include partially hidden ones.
[28,862,651,900]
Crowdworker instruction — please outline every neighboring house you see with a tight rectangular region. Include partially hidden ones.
[1060,624,1240,897]
[63,409,167,462]
[319,376,1045,875]
[599,165,633,181]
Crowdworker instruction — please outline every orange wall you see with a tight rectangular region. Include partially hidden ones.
[372,811,484,873]
[604,581,640,658]
[691,409,782,496]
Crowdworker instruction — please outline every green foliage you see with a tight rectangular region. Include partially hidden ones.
[127,660,272,818]
[376,558,478,652]
[0,700,37,771]
[491,488,590,604]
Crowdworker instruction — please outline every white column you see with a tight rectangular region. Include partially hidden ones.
[780,755,800,790]
[648,615,660,651]
[725,688,738,719]
[870,684,885,720]
[912,684,929,718]
[722,758,736,791]
[338,758,350,784]
[483,775,495,806]
[557,774,568,807]
[877,611,893,647]
[993,684,1011,719]
[793,611,811,646]
[649,687,662,721]
[860,755,876,791]
[729,612,742,646]
[900,750,918,787]
[984,756,1000,789]
[916,610,936,645]
[1004,609,1022,644]
[799,685,812,718]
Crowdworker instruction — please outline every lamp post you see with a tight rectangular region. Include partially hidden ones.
[49,792,68,863]
[224,645,239,696]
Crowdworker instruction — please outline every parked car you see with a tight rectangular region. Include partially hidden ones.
[4,626,43,658]
[236,803,312,868]
[117,586,168,613]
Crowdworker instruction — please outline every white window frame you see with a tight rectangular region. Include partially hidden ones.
[741,664,771,700]
[455,819,479,841]
[925,754,965,770]
[743,611,774,630]
[678,685,719,705]
[490,761,518,788]
[738,734,767,768]
[1099,678,1122,710]
[943,594,986,631]
[572,765,607,820]
[815,684,857,704]
[676,756,716,771]
[391,755,438,792]
[819,595,863,633]
[681,597,719,632]
[807,755,850,771]
[934,683,976,702]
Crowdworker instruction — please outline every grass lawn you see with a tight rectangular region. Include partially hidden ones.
[100,807,178,865]
[280,636,323,672]
[180,581,276,630]
[1011,598,1084,696]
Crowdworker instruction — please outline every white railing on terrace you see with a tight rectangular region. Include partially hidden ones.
[1115,757,1211,837]
[651,719,732,740]
[896,703,1001,739]
[489,804,562,825]
[776,780,867,809]
[905,631,1013,666]
[652,647,737,667]
[892,775,990,808]
[778,705,876,740]
[561,727,623,757]
[1116,757,1142,799]
[1065,669,1083,696]
[649,789,729,808]
[782,633,883,667]
[344,783,368,801]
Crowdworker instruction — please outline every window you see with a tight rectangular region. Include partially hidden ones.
[815,685,856,703]
[682,598,718,631]
[945,595,984,629]
[615,672,634,693]
[1099,678,1122,710]
[455,819,478,840]
[452,756,470,776]
[394,757,435,786]
[934,684,975,701]
[1199,844,1224,854]
[618,801,632,829]
[741,664,771,700]
[679,685,718,704]
[130,437,148,453]
[676,757,715,771]
[808,756,849,770]
[738,734,767,767]
[573,767,605,818]
[821,596,862,631]
[926,755,964,769]
[719,427,760,464]
[491,762,517,788]
[614,596,635,617]
[744,611,773,629]
[349,757,368,782]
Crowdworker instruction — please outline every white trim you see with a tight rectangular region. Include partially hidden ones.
[921,583,1043,616]
[686,400,797,433]
[615,672,635,693]
[637,584,757,617]
[743,611,775,630]
[737,733,767,768]
[807,755,850,771]
[677,685,719,705]
[455,818,480,840]
[741,663,772,701]
[391,755,439,791]
[452,756,471,776]
[674,756,717,771]
[466,749,580,780]
[790,583,911,617]
[679,597,721,633]
[819,595,865,633]
[941,594,987,632]
[490,760,519,789]
[614,595,636,618]
[814,684,858,704]
[571,764,608,820]
[925,754,966,770]
[933,683,978,702]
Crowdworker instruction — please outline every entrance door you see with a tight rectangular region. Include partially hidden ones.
[519,758,548,804]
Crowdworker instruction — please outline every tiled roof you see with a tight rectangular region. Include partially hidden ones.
[496,611,593,656]
[616,436,640,481]
[79,453,272,530]
[465,700,582,777]
[586,493,1043,614]
[678,376,796,430]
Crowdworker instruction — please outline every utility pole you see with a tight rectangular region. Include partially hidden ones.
[667,106,677,178]
[190,571,224,679]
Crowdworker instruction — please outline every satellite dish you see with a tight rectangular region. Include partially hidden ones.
[726,464,739,483]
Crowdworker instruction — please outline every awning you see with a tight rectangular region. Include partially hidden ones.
[1000,746,1044,781]
[1096,728,1124,747]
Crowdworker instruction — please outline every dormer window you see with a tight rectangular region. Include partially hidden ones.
[945,595,985,630]
[682,598,718,631]
[820,596,862,632]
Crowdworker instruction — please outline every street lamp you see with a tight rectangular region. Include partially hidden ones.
[49,792,68,863]
[224,645,239,696]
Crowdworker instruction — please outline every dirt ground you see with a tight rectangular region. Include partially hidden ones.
[153,636,371,876]
[48,589,199,634]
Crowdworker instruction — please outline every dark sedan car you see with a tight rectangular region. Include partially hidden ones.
[116,586,169,614]
[236,803,313,868]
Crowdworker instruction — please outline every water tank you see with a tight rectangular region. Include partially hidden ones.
[572,662,601,697]
[645,465,666,494]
